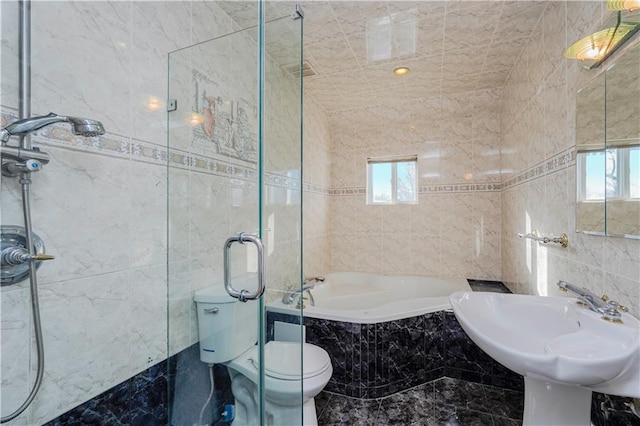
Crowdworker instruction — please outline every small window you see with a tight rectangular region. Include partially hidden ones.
[367,155,418,204]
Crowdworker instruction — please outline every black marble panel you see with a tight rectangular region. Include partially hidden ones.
[443,311,493,378]
[265,310,301,342]
[591,392,640,426]
[302,310,447,398]
[291,305,524,399]
[168,344,233,426]
[467,279,513,293]
[45,363,167,426]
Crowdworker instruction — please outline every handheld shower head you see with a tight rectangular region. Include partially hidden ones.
[65,116,105,137]
[0,112,105,143]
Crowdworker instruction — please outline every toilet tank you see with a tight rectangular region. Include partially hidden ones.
[194,282,258,364]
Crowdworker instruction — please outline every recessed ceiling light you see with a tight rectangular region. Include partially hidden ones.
[393,66,410,76]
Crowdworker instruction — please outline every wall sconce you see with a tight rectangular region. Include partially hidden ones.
[565,11,640,69]
[607,0,640,11]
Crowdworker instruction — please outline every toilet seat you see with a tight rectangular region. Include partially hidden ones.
[264,342,331,380]
[247,341,331,380]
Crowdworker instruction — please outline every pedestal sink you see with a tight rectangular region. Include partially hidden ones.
[449,291,640,426]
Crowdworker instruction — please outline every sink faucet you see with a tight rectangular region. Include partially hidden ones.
[557,280,625,322]
[282,277,323,307]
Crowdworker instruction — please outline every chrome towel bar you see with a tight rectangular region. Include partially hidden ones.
[518,230,568,248]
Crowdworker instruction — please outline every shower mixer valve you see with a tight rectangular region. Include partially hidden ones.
[1,246,54,267]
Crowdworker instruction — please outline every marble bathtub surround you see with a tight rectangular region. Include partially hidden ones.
[266,306,524,399]
[308,311,475,398]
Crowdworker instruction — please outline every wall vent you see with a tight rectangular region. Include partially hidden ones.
[283,60,317,78]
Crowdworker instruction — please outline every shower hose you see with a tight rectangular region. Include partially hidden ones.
[1,177,46,423]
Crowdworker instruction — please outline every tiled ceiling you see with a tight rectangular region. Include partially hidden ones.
[219,1,549,113]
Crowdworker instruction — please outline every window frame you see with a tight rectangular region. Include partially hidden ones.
[577,147,640,202]
[366,155,418,205]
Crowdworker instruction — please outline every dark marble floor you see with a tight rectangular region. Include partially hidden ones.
[315,377,523,426]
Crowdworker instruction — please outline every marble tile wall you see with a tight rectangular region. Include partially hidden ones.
[327,90,503,280]
[302,97,332,278]
[500,1,640,318]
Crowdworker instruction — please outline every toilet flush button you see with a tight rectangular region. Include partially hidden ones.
[205,307,219,314]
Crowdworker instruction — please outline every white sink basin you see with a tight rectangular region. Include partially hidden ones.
[449,291,640,425]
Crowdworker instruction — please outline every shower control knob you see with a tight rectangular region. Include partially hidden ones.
[1,159,42,176]
[22,159,42,172]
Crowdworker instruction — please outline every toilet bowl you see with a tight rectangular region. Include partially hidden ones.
[228,341,332,425]
[194,284,332,425]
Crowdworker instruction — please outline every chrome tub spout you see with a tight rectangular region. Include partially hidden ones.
[282,282,316,307]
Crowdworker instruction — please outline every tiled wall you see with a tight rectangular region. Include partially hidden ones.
[302,97,332,278]
[500,1,640,317]
[327,90,503,280]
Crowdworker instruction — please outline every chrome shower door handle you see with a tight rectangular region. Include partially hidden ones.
[223,232,265,302]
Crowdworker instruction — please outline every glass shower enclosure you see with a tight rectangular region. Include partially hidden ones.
[166,5,304,425]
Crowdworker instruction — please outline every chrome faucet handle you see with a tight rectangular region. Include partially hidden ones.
[606,300,629,313]
[602,305,623,323]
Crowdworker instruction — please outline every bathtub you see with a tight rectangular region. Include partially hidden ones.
[269,272,471,324]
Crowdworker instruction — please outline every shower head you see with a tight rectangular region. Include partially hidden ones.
[65,116,105,137]
[0,112,105,143]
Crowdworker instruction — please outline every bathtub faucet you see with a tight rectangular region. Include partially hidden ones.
[282,282,315,307]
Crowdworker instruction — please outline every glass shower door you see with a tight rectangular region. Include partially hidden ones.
[166,6,303,426]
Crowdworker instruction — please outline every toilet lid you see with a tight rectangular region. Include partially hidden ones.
[261,342,331,380]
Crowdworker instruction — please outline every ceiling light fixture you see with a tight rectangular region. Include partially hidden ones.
[564,11,639,69]
[393,66,410,76]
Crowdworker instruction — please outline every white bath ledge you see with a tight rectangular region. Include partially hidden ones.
[268,272,471,324]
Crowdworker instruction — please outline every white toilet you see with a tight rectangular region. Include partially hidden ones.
[194,285,332,426]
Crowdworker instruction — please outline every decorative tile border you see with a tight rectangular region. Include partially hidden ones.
[303,182,331,195]
[502,147,576,190]
[419,183,503,193]
[328,183,503,196]
[329,187,367,196]
[2,109,576,196]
